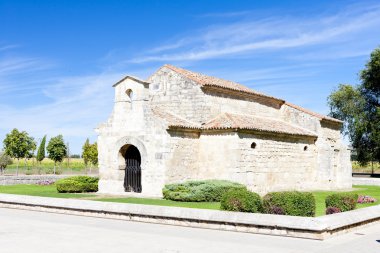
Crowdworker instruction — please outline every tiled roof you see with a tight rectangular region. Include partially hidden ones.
[113,75,150,87]
[152,108,200,129]
[202,113,317,137]
[163,64,284,103]
[154,109,317,137]
[285,102,343,124]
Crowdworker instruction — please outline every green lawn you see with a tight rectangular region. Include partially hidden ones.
[0,184,95,199]
[313,185,380,216]
[0,184,378,216]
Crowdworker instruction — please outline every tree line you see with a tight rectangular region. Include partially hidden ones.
[0,128,98,175]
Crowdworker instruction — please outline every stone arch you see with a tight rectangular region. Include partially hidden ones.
[114,136,147,170]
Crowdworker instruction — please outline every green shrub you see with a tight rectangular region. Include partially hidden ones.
[263,191,316,217]
[220,188,262,213]
[56,176,98,193]
[162,180,246,202]
[325,193,358,212]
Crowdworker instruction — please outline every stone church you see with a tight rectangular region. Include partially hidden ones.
[96,64,352,197]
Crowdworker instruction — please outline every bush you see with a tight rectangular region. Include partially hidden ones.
[220,188,262,213]
[56,176,98,193]
[162,180,246,202]
[263,191,316,217]
[325,193,358,212]
[326,206,341,215]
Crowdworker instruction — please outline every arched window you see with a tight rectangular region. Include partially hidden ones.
[304,146,308,151]
[126,89,133,100]
[251,142,257,149]
[126,89,134,109]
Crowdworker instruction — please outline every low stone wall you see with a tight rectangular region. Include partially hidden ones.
[0,175,71,185]
[0,193,379,240]
[353,177,380,186]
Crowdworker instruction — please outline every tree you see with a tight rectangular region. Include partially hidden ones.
[328,47,380,167]
[82,139,98,173]
[88,142,98,173]
[0,152,12,174]
[3,128,36,175]
[46,135,67,174]
[37,135,46,164]
[82,138,90,169]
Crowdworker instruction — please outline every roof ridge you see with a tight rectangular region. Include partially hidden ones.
[213,112,317,136]
[162,64,284,102]
[284,102,343,123]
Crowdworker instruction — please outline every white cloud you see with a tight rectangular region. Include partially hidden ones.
[131,4,380,63]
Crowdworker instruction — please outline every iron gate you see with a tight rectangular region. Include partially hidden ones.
[124,158,142,193]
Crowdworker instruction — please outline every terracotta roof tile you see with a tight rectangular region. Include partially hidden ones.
[153,109,317,137]
[113,75,150,87]
[163,64,283,102]
[152,108,200,129]
[285,102,343,124]
[202,113,317,137]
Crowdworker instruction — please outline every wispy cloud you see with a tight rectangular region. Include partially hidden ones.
[196,10,251,18]
[0,44,19,52]
[131,3,380,63]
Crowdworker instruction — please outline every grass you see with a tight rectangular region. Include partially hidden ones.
[0,184,378,216]
[0,184,95,199]
[313,185,380,216]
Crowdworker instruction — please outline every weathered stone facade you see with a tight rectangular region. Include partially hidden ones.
[96,64,352,197]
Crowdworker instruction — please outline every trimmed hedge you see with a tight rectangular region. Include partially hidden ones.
[263,191,316,217]
[56,176,99,193]
[325,193,358,212]
[162,180,246,202]
[220,188,262,213]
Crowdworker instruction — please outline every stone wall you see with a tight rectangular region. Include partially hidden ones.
[0,175,69,185]
[236,133,317,194]
[149,67,211,123]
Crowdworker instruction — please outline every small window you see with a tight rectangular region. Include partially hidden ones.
[304,146,308,151]
[126,89,133,100]
[251,142,257,149]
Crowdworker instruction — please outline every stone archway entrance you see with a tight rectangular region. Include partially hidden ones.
[123,145,142,193]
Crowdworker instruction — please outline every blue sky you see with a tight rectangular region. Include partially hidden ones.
[1,0,379,154]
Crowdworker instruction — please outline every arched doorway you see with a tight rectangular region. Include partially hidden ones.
[123,145,142,193]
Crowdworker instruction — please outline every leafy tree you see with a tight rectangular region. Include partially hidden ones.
[0,151,12,174]
[46,135,67,174]
[82,139,98,173]
[328,47,380,167]
[82,138,90,168]
[3,128,36,175]
[88,142,98,172]
[36,135,46,164]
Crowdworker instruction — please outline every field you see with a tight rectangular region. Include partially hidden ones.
[3,157,379,175]
[4,158,97,175]
[0,184,378,216]
[352,161,380,173]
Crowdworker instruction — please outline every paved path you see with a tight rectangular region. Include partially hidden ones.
[0,207,379,253]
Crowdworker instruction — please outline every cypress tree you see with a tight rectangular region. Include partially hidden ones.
[82,138,90,168]
[36,135,46,165]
